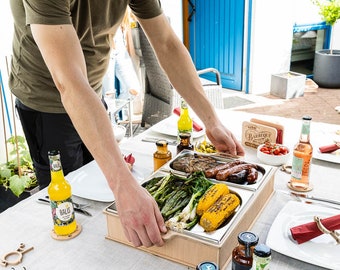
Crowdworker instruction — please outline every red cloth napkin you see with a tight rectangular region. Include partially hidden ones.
[173,107,203,131]
[290,214,340,244]
[319,143,340,153]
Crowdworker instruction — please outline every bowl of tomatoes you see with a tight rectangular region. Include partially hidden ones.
[257,142,290,166]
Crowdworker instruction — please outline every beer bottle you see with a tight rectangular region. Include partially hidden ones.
[48,150,77,236]
[290,116,313,191]
[177,98,193,142]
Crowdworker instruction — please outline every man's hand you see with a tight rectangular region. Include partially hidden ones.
[114,179,167,247]
[205,124,245,157]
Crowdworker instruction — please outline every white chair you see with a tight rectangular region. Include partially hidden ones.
[173,68,224,110]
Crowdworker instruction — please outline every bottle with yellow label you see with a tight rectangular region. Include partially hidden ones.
[177,98,193,142]
[48,150,77,236]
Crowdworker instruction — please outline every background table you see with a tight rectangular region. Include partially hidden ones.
[0,111,338,270]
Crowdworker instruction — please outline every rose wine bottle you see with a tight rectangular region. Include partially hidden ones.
[290,116,313,191]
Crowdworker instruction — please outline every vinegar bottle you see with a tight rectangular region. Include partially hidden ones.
[177,98,193,141]
[177,132,194,155]
[290,116,313,191]
[48,150,77,236]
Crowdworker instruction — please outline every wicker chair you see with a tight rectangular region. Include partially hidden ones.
[137,25,174,127]
[172,68,224,110]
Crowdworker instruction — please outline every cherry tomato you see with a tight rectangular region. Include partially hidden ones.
[260,143,288,156]
[273,149,280,155]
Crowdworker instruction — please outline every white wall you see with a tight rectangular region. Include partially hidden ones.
[248,0,339,94]
[161,0,183,41]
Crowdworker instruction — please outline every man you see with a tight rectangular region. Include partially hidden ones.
[9,0,245,248]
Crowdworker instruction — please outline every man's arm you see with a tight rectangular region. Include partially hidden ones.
[30,23,166,247]
[137,14,245,156]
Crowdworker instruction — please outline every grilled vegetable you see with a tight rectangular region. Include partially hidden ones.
[196,183,229,216]
[199,193,240,232]
[195,138,217,153]
[144,171,213,230]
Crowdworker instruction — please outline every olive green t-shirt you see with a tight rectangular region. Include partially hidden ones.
[9,0,162,113]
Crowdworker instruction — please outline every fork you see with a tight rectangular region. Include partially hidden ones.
[45,195,90,209]
[38,198,92,217]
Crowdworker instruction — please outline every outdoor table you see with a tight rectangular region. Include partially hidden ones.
[0,110,338,270]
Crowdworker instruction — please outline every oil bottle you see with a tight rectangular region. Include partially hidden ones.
[177,98,193,142]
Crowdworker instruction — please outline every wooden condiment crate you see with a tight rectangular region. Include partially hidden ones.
[104,165,276,269]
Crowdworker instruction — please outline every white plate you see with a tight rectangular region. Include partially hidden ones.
[266,201,340,269]
[312,130,340,164]
[151,115,205,138]
[313,147,340,164]
[66,160,143,202]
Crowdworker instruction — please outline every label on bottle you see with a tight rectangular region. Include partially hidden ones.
[232,261,252,270]
[50,157,62,172]
[291,156,303,179]
[50,198,75,226]
[252,255,271,270]
[301,122,310,136]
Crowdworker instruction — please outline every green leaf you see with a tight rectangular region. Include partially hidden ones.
[0,168,12,179]
[9,175,30,197]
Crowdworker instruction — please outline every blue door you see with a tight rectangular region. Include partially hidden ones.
[188,0,245,90]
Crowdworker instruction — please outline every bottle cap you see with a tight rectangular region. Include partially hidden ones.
[156,140,168,147]
[179,132,191,139]
[237,231,259,246]
[254,243,271,257]
[196,261,219,270]
[48,150,60,156]
[302,115,312,121]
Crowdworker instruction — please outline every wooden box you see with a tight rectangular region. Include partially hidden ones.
[104,164,276,269]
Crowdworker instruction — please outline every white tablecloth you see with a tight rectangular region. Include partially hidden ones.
[0,111,339,270]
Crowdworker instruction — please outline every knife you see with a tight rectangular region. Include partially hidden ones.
[142,137,177,145]
[277,190,340,208]
[37,198,92,216]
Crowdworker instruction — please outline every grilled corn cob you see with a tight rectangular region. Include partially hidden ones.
[196,183,229,216]
[199,193,240,232]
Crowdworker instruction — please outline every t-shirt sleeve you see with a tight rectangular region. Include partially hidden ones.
[23,0,72,25]
[129,0,163,19]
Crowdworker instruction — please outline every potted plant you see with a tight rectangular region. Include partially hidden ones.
[312,0,340,88]
[0,135,38,212]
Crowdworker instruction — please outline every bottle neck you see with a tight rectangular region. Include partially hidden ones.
[157,145,169,154]
[299,119,311,143]
[179,134,191,146]
[156,140,169,154]
[180,99,189,114]
[49,153,65,182]
[181,107,189,115]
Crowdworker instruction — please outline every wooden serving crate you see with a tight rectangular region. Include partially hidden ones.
[104,160,276,269]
